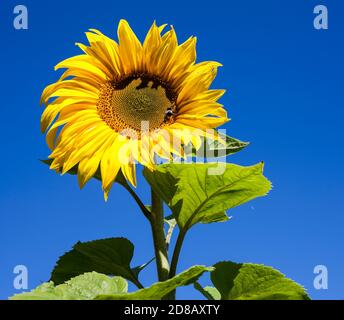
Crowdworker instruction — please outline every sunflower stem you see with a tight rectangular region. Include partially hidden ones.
[169,229,186,279]
[130,276,145,290]
[150,189,170,285]
[165,228,187,299]
[121,180,151,222]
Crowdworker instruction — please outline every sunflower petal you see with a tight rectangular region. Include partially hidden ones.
[117,19,143,73]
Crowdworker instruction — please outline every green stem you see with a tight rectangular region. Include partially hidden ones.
[121,181,151,222]
[130,276,145,289]
[166,228,187,299]
[150,189,170,283]
[169,228,186,279]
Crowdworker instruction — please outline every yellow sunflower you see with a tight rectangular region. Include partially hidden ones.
[41,19,228,199]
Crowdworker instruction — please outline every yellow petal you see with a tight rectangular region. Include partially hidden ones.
[121,163,137,188]
[176,114,229,129]
[167,36,197,85]
[77,133,116,188]
[179,101,227,118]
[55,55,109,81]
[46,127,58,150]
[100,135,125,190]
[62,128,111,174]
[41,98,96,132]
[156,27,178,77]
[177,62,222,104]
[117,19,143,73]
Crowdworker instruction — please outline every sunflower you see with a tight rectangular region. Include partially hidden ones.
[41,19,228,199]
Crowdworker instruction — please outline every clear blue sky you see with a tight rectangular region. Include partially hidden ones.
[0,0,343,300]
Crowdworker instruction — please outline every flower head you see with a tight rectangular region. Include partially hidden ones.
[41,20,228,199]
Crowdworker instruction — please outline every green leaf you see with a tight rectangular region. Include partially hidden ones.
[192,134,249,158]
[210,261,310,300]
[11,272,127,300]
[96,265,213,300]
[143,162,271,230]
[50,238,142,287]
[194,282,221,300]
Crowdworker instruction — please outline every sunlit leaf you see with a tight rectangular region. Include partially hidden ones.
[50,238,142,288]
[144,162,271,230]
[192,134,249,158]
[210,261,310,300]
[11,272,127,300]
[97,265,213,300]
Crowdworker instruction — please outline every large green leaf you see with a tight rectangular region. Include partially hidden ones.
[143,162,271,230]
[192,134,249,158]
[10,272,127,300]
[50,238,143,288]
[207,261,310,300]
[96,265,213,300]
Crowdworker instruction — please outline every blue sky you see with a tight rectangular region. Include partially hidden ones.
[0,0,343,299]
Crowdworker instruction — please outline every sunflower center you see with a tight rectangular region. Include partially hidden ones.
[97,75,176,134]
